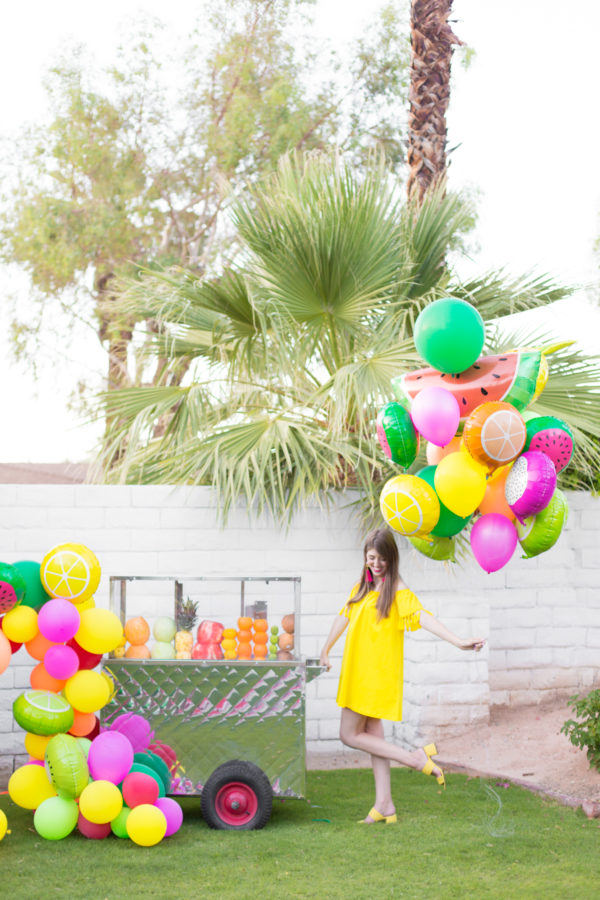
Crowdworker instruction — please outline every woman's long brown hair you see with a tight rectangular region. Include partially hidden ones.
[348,528,400,620]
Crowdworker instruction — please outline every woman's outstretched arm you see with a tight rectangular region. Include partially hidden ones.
[319,615,349,670]
[419,611,486,651]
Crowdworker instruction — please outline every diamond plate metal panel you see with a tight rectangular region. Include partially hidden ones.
[102,660,306,798]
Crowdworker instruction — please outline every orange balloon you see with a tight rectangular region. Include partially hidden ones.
[478,464,516,521]
[125,644,151,659]
[462,401,526,468]
[124,616,150,646]
[69,709,97,737]
[426,435,462,465]
[30,662,66,692]
[25,632,56,662]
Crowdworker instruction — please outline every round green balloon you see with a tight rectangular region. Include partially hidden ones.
[111,806,131,838]
[12,560,52,610]
[416,466,471,537]
[130,763,166,797]
[414,297,485,374]
[517,489,568,559]
[34,795,79,840]
[408,534,456,562]
[134,751,171,794]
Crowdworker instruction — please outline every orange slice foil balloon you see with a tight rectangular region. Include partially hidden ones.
[463,401,526,468]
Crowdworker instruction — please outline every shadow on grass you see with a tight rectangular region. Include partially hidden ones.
[1,768,598,900]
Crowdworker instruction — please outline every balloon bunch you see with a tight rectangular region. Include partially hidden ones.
[377,298,573,573]
[0,543,182,845]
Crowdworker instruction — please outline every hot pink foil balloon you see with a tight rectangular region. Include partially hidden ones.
[44,644,79,680]
[38,598,81,643]
[411,387,460,447]
[505,450,557,523]
[471,513,518,573]
[154,797,183,836]
[88,731,134,785]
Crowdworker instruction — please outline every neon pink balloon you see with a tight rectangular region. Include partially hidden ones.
[88,731,134,785]
[154,797,183,836]
[411,387,460,447]
[38,598,80,643]
[108,713,154,752]
[122,772,159,808]
[43,644,79,680]
[505,450,557,523]
[471,513,518,573]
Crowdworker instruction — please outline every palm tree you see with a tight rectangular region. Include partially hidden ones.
[407,0,462,201]
[94,153,600,523]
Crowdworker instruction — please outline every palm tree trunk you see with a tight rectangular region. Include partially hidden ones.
[407,0,463,203]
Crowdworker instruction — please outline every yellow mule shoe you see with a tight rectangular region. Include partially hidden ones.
[358,806,398,824]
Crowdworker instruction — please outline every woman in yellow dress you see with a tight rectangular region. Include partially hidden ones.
[319,527,485,824]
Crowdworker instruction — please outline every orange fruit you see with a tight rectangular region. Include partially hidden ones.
[124,616,150,646]
[253,619,268,633]
[237,617,252,630]
[237,644,252,659]
[237,630,252,643]
[125,644,151,659]
[253,632,268,645]
[463,401,526,467]
[253,644,268,658]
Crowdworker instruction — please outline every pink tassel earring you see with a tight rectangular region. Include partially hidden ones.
[366,568,373,583]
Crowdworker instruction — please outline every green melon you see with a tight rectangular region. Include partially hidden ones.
[392,350,542,419]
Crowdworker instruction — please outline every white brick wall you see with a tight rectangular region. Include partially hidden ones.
[0,485,598,770]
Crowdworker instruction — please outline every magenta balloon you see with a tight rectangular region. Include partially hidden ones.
[505,450,557,523]
[471,513,518,573]
[77,811,111,839]
[154,797,183,836]
[38,598,81,643]
[410,387,460,447]
[88,731,134,785]
[108,713,154,752]
[44,644,79,680]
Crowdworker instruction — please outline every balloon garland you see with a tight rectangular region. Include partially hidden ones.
[0,545,182,845]
[378,297,573,573]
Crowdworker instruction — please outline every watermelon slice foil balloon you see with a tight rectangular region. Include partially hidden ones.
[392,350,542,420]
[376,402,420,468]
[523,416,574,472]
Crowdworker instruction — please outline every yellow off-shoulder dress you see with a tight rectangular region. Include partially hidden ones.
[336,585,426,721]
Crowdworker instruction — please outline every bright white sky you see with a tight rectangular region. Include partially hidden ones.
[1,0,599,463]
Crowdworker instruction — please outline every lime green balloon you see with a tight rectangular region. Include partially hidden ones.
[409,535,456,562]
[111,806,131,838]
[517,489,568,559]
[414,297,485,374]
[34,796,79,840]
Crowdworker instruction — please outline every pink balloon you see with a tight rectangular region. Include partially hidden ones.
[122,772,159,808]
[505,450,557,523]
[38,598,80,643]
[154,797,183,836]
[88,731,134,785]
[44,644,79,680]
[77,811,111,839]
[471,513,518,573]
[0,629,11,675]
[108,713,154,752]
[411,387,460,447]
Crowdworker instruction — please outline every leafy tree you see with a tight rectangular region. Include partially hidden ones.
[95,152,600,522]
[0,0,411,411]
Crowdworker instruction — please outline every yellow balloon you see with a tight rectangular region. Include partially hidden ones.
[77,596,96,612]
[79,780,123,824]
[100,671,117,702]
[40,542,101,603]
[76,608,124,655]
[0,809,8,840]
[434,450,487,517]
[64,670,110,713]
[8,763,56,809]
[379,474,440,537]
[2,606,38,643]
[24,732,52,761]
[126,804,168,847]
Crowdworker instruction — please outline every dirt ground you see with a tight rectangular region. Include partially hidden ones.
[307,700,600,810]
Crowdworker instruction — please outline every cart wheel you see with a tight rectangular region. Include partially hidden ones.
[201,760,273,830]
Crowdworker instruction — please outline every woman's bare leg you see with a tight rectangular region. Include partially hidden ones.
[339,707,442,778]
[364,717,394,821]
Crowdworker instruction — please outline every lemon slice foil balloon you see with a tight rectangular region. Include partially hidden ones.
[379,474,440,537]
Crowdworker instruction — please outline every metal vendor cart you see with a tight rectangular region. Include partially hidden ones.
[102,575,324,830]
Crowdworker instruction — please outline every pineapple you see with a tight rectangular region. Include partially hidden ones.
[175,595,198,658]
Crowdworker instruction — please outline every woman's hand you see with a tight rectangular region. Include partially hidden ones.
[459,637,486,652]
[319,649,331,671]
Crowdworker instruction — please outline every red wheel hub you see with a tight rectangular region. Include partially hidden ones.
[215,781,258,826]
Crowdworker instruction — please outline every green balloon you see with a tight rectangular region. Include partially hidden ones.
[376,402,420,468]
[408,534,456,562]
[414,297,485,374]
[34,795,79,840]
[0,562,26,613]
[12,560,51,610]
[130,763,166,797]
[111,806,131,838]
[416,466,471,537]
[134,751,171,794]
[517,489,568,559]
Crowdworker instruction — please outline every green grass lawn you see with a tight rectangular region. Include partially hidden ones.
[1,768,598,900]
